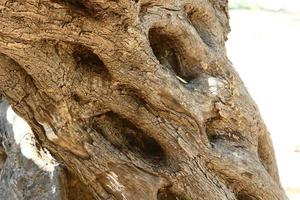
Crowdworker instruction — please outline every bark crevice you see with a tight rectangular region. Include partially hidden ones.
[0,0,287,199]
[91,111,167,165]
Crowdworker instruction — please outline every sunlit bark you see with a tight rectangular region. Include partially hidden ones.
[0,0,287,199]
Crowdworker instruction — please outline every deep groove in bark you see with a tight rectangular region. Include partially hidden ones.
[52,0,96,17]
[0,145,6,171]
[236,192,257,200]
[207,130,245,146]
[205,114,248,148]
[157,187,185,200]
[116,84,151,109]
[149,28,196,82]
[73,45,111,81]
[0,0,287,199]
[91,111,166,164]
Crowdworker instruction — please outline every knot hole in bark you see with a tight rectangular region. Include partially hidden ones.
[91,112,166,165]
[149,28,197,83]
[73,45,111,81]
[51,0,96,17]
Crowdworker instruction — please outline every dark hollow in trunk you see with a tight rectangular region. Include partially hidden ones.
[0,0,287,199]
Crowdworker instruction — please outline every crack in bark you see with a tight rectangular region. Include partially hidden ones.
[0,0,287,199]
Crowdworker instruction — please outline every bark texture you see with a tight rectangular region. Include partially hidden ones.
[0,0,288,199]
[0,97,94,199]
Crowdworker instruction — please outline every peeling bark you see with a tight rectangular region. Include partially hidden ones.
[0,0,287,199]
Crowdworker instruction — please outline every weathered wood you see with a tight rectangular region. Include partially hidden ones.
[0,0,287,199]
[0,97,94,199]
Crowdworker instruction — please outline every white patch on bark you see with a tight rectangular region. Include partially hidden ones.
[176,75,188,84]
[40,123,59,141]
[106,172,127,200]
[208,77,224,95]
[52,185,56,194]
[6,106,58,172]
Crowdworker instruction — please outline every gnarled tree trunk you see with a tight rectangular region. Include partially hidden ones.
[0,0,288,199]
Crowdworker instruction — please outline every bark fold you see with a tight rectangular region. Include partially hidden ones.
[0,0,287,199]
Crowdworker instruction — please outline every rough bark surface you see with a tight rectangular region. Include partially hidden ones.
[0,97,95,199]
[0,0,287,199]
[0,98,61,200]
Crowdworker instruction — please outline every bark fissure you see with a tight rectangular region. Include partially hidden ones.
[0,0,287,199]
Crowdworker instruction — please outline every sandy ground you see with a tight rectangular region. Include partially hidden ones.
[226,9,300,199]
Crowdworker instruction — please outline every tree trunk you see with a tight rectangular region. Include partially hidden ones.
[0,0,288,199]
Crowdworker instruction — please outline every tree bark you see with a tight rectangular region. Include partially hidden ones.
[0,0,288,199]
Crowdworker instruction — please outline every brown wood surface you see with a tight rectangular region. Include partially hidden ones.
[0,0,288,199]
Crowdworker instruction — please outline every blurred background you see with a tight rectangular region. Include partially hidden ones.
[226,0,300,199]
